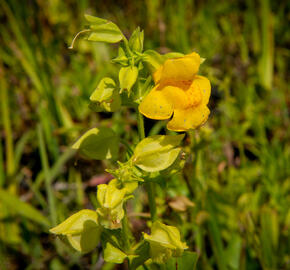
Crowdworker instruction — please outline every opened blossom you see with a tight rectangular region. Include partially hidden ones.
[139,52,211,131]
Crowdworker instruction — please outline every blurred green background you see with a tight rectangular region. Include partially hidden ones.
[0,0,289,269]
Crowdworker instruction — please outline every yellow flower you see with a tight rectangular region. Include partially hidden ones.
[139,52,211,131]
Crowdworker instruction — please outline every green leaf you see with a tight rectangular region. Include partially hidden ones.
[129,27,144,52]
[72,127,119,160]
[119,66,138,94]
[88,23,123,43]
[90,78,116,102]
[104,242,127,264]
[84,14,107,25]
[132,134,184,172]
[50,209,101,253]
[89,77,121,112]
[166,251,198,270]
[84,14,123,43]
[50,209,98,235]
[0,188,49,226]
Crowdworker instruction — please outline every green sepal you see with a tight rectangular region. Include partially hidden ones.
[142,50,184,72]
[72,127,119,160]
[119,66,138,95]
[142,50,164,72]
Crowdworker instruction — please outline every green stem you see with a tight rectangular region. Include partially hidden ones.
[137,112,157,222]
[146,182,157,222]
[122,207,133,252]
[120,138,134,156]
[137,112,145,140]
[37,124,57,226]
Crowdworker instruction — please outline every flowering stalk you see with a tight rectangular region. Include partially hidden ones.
[50,14,210,268]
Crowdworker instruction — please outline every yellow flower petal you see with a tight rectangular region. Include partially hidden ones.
[139,85,174,120]
[167,105,210,131]
[160,84,192,110]
[192,75,211,105]
[160,52,200,84]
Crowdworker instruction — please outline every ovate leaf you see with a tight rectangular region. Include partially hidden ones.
[50,209,98,235]
[72,127,119,160]
[85,14,123,43]
[132,134,184,172]
[50,209,101,253]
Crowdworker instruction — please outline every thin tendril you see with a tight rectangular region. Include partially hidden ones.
[68,29,91,49]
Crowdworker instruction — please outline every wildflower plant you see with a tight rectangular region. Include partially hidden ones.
[50,14,211,269]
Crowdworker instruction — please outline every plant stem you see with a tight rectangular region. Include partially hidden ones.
[37,124,57,226]
[122,207,133,252]
[146,182,157,222]
[137,111,145,140]
[136,112,157,222]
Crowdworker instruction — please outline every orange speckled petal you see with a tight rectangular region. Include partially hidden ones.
[167,105,210,132]
[139,85,174,120]
[192,75,211,105]
[160,52,200,84]
[160,85,191,109]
